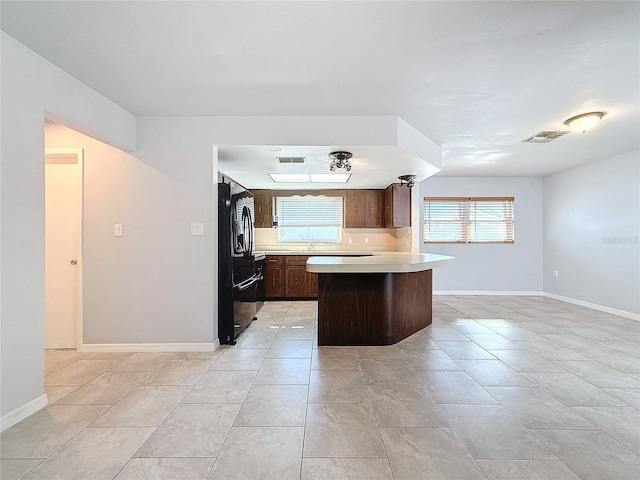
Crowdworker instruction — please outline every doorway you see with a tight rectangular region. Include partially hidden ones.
[45,148,84,349]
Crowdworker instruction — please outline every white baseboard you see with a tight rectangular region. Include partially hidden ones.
[543,292,640,321]
[434,291,544,296]
[1,394,48,432]
[80,340,220,353]
[433,290,638,321]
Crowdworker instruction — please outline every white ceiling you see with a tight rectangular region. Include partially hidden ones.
[2,1,638,182]
[218,145,440,190]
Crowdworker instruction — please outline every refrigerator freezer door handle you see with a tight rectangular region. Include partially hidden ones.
[235,275,259,291]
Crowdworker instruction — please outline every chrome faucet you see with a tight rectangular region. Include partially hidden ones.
[307,243,315,251]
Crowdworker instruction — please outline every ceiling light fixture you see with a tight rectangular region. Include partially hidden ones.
[398,174,417,188]
[328,151,352,172]
[268,173,310,183]
[564,111,605,133]
[268,173,350,183]
[309,173,351,183]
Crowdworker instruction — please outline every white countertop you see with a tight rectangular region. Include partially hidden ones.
[306,252,455,274]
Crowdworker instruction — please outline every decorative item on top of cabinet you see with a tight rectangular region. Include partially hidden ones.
[252,190,272,228]
[385,183,411,228]
[345,190,385,228]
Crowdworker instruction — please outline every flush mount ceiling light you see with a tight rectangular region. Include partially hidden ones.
[268,173,310,183]
[309,173,350,183]
[398,174,417,188]
[328,151,353,172]
[268,173,350,183]
[564,111,605,133]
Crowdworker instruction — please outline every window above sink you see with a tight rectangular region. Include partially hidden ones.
[275,195,343,244]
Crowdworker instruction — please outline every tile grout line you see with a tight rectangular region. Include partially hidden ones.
[400,325,492,480]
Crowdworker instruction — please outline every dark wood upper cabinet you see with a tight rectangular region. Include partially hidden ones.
[252,190,272,228]
[384,183,411,228]
[345,190,367,228]
[252,187,407,230]
[365,190,384,228]
[345,189,385,228]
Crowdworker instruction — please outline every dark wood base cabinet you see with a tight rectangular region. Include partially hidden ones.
[265,255,317,299]
[265,265,284,297]
[317,269,432,346]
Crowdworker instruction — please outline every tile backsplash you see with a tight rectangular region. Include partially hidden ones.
[255,227,412,252]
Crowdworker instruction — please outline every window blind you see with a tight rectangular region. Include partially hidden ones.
[276,195,343,243]
[423,197,514,243]
[468,198,514,243]
[235,196,254,223]
[423,198,468,243]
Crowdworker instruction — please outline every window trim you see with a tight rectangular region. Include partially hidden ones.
[423,196,515,244]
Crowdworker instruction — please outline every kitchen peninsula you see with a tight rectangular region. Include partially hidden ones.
[306,253,454,346]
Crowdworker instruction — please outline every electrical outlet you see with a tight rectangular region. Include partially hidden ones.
[528,271,531,276]
[191,223,204,236]
[364,236,370,244]
[553,269,559,277]
[347,236,353,244]
[114,224,123,237]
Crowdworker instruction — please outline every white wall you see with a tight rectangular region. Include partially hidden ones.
[44,123,217,345]
[1,32,136,420]
[419,176,544,293]
[543,150,640,315]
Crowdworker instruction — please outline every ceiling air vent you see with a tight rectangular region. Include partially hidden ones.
[522,130,570,143]
[276,156,306,163]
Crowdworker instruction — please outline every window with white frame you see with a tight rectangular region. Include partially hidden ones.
[235,196,254,223]
[276,195,343,243]
[423,197,514,243]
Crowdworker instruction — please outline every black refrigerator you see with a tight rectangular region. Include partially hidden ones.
[218,181,258,344]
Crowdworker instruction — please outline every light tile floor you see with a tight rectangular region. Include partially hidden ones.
[2,296,640,480]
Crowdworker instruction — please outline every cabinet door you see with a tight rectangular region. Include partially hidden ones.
[345,190,367,228]
[265,266,284,297]
[392,183,411,227]
[305,271,318,297]
[252,190,272,228]
[365,190,384,228]
[384,186,393,227]
[285,266,307,297]
[385,183,411,228]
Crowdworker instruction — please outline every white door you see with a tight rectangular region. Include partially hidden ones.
[45,148,83,349]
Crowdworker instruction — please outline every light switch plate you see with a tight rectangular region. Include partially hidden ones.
[191,223,204,236]
[114,224,123,237]
[364,236,370,244]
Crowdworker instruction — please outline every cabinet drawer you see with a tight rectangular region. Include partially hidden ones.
[265,256,284,266]
[285,255,309,266]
